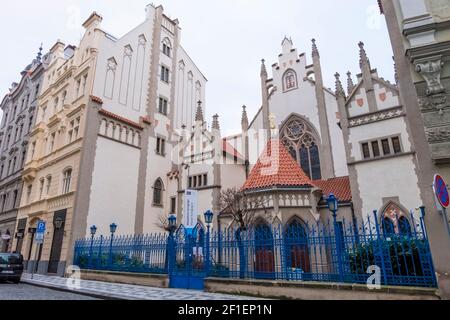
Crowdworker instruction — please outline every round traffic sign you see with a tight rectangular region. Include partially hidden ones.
[434,175,449,209]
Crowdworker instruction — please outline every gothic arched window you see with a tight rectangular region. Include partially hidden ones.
[283,69,298,91]
[153,179,164,206]
[280,116,322,180]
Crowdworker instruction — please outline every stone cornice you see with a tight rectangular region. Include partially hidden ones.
[348,106,404,128]
[403,20,450,37]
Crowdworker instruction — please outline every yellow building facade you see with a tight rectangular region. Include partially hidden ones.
[12,15,101,275]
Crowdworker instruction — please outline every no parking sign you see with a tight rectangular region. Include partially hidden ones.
[433,174,450,209]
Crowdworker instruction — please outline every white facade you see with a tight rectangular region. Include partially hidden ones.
[83,5,207,236]
[337,42,422,222]
[249,38,348,179]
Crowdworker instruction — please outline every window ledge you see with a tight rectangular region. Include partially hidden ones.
[348,151,415,165]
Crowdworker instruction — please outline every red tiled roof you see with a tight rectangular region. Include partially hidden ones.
[98,108,143,130]
[222,139,244,160]
[314,176,352,202]
[242,139,314,191]
[90,95,104,104]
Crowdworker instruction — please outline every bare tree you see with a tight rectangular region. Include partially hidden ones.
[155,212,171,232]
[219,187,269,231]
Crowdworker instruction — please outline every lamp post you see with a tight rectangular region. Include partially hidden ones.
[108,223,117,267]
[89,225,97,268]
[204,210,214,275]
[167,214,177,273]
[327,193,344,282]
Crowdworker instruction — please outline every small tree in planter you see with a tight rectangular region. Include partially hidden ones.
[219,188,269,279]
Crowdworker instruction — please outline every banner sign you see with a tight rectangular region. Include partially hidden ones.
[184,190,198,229]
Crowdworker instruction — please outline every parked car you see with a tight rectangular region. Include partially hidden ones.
[0,253,24,284]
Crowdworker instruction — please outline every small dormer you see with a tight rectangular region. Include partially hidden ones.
[82,12,103,30]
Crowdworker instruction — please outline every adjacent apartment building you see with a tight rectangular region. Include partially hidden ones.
[0,49,46,253]
[379,0,450,298]
[10,4,206,276]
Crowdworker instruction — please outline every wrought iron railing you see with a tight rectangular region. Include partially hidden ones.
[73,209,437,288]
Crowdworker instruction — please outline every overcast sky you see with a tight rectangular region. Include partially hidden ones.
[0,0,393,135]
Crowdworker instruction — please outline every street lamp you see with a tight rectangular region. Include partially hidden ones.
[108,223,117,267]
[204,210,214,275]
[326,193,344,282]
[327,193,338,218]
[89,225,97,268]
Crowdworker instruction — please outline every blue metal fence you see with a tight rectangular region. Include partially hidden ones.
[73,209,437,288]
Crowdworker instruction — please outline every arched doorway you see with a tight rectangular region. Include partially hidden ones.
[284,218,311,279]
[254,221,275,280]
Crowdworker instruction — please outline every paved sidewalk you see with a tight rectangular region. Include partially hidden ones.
[21,273,262,300]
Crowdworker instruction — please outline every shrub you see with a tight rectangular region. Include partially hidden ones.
[347,237,427,277]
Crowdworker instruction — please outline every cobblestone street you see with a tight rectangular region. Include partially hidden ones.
[0,282,98,300]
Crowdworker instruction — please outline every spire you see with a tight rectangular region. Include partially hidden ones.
[241,105,249,131]
[312,38,319,58]
[36,43,43,62]
[260,59,267,78]
[195,100,204,123]
[358,41,371,70]
[212,114,220,131]
[335,73,345,97]
[346,71,355,95]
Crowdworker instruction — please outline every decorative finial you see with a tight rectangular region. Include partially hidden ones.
[212,114,220,131]
[37,43,43,62]
[195,100,204,122]
[358,41,371,69]
[312,38,319,57]
[346,71,355,95]
[260,59,267,78]
[335,72,345,97]
[241,105,249,130]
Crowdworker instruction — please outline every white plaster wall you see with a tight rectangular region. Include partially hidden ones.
[348,117,412,161]
[347,86,370,118]
[93,11,155,123]
[356,155,422,220]
[87,137,140,236]
[268,65,320,135]
[175,47,207,130]
[374,83,400,110]
[324,90,348,177]
[142,137,174,234]
[221,163,247,190]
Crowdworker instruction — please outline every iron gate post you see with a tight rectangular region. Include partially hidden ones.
[89,234,94,268]
[373,210,388,285]
[206,224,211,276]
[108,234,114,268]
[332,211,345,282]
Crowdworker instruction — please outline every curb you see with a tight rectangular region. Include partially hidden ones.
[21,279,127,300]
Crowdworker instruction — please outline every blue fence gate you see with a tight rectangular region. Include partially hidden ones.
[73,209,437,290]
[168,224,206,290]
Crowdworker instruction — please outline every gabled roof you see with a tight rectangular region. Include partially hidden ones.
[222,139,244,160]
[314,176,352,202]
[242,139,314,191]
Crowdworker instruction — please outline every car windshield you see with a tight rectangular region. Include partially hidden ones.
[0,254,22,264]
